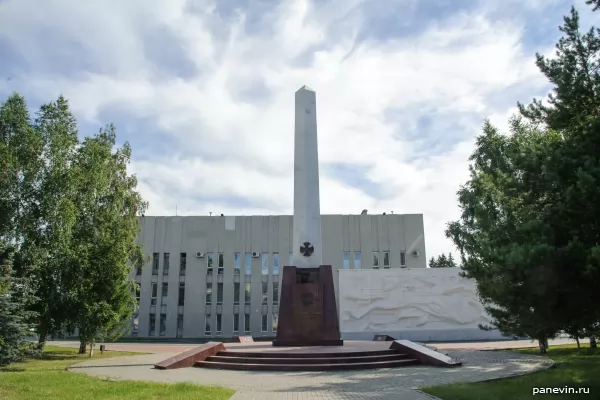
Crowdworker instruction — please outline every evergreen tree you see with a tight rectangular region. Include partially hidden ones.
[586,0,599,12]
[0,240,40,366]
[428,253,458,268]
[518,6,600,130]
[446,119,563,351]
[448,1,600,352]
[519,4,600,347]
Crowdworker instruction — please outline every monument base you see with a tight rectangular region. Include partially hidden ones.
[272,339,344,346]
[273,265,343,347]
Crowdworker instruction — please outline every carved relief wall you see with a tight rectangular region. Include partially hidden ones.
[338,268,503,341]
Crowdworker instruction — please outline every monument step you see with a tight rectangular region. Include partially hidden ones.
[215,349,399,359]
[195,358,420,371]
[206,353,411,365]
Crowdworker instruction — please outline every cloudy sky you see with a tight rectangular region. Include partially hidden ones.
[0,0,595,260]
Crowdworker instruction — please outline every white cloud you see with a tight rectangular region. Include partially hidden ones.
[0,0,562,261]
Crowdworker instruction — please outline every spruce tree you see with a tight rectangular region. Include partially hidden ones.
[519,4,600,346]
[0,241,40,366]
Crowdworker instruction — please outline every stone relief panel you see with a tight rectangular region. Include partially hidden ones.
[338,268,491,333]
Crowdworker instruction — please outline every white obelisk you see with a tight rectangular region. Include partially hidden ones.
[292,85,322,268]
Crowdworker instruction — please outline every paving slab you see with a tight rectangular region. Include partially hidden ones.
[69,348,553,400]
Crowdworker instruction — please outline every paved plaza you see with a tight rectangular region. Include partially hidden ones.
[61,339,568,400]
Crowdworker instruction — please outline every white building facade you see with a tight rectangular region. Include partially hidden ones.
[132,213,426,339]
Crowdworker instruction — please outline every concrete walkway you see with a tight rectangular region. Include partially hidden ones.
[67,343,558,400]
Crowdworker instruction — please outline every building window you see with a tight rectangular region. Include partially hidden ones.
[135,263,142,276]
[163,253,170,276]
[273,253,279,275]
[151,283,158,305]
[159,313,166,336]
[354,252,361,269]
[272,313,278,332]
[152,253,159,275]
[244,313,250,332]
[217,282,223,305]
[383,251,390,268]
[132,314,139,334]
[261,253,269,276]
[372,252,379,269]
[176,314,183,338]
[179,253,187,276]
[233,314,239,332]
[289,252,293,266]
[261,282,268,305]
[261,314,268,332]
[244,282,251,305]
[161,282,168,304]
[234,252,241,275]
[343,252,350,269]
[217,253,224,275]
[234,282,240,305]
[207,253,214,275]
[205,314,211,334]
[216,314,222,333]
[400,251,406,266]
[135,284,140,308]
[206,283,212,305]
[178,283,185,306]
[149,314,156,336]
[272,282,279,305]
[244,252,252,276]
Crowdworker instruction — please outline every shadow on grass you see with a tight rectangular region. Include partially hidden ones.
[38,354,82,361]
[0,367,26,373]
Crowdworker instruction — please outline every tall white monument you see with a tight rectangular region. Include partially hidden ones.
[292,85,322,269]
[274,85,342,347]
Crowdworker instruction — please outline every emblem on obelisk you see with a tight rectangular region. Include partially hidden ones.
[300,242,314,257]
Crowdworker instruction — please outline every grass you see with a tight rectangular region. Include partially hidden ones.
[422,344,599,399]
[0,346,235,400]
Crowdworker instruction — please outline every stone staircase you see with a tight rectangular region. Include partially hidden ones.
[195,348,420,371]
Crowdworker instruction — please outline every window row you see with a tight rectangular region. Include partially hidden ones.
[149,281,279,306]
[147,313,184,337]
[140,250,408,276]
[204,313,278,334]
[341,251,406,269]
[139,252,290,277]
[146,312,279,337]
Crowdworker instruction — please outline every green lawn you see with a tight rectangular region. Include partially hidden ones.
[0,346,235,400]
[422,344,599,399]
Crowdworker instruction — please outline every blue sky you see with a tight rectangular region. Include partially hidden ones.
[0,0,594,260]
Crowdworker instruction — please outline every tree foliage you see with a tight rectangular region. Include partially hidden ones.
[68,126,147,356]
[0,94,42,363]
[447,3,600,351]
[428,253,458,268]
[519,6,600,130]
[0,92,147,362]
[0,240,40,366]
[446,118,563,347]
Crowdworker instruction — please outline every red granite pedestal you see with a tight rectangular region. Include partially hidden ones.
[273,265,343,346]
